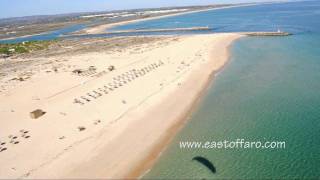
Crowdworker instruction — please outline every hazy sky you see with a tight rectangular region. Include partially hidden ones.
[0,0,273,19]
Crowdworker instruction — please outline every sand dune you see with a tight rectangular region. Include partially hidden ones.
[0,33,242,179]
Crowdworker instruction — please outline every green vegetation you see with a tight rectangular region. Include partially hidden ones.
[0,40,56,55]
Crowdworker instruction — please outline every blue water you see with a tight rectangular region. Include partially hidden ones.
[0,20,212,44]
[4,1,320,44]
[112,1,320,35]
[1,1,319,178]
[118,0,320,179]
[145,34,320,179]
[0,24,86,44]
[52,1,320,44]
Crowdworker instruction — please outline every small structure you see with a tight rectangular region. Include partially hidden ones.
[30,109,46,119]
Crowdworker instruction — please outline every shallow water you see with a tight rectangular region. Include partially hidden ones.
[141,1,320,179]
[0,24,86,44]
[144,33,320,179]
[4,1,319,44]
[112,1,320,35]
[1,1,319,178]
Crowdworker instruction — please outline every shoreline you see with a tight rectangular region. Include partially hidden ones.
[126,37,240,178]
[0,33,242,179]
[80,4,258,35]
[0,5,246,42]
[65,34,242,179]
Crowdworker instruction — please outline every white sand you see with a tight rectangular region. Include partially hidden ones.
[0,33,242,179]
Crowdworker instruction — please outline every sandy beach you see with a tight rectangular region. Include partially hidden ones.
[0,33,242,179]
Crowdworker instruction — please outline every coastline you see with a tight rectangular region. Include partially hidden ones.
[80,4,258,34]
[127,38,240,178]
[64,34,242,179]
[1,0,318,179]
[0,33,242,179]
[0,3,265,42]
[0,32,46,41]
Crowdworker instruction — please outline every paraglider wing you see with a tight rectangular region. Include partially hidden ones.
[192,156,216,174]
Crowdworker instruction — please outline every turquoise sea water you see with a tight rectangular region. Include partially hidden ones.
[1,1,319,178]
[134,1,319,179]
[145,34,320,179]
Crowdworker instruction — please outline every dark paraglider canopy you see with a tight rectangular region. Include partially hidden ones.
[192,156,216,174]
